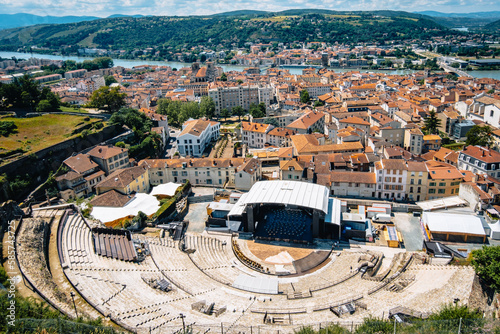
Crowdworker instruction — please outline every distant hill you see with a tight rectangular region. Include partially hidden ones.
[0,11,452,53]
[210,10,269,17]
[415,11,500,19]
[0,13,100,30]
[485,19,500,31]
[0,13,148,31]
[414,11,500,30]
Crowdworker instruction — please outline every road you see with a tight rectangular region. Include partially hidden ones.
[163,128,180,158]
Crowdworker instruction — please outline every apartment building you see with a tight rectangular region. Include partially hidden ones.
[208,84,273,115]
[406,161,428,202]
[87,145,130,175]
[177,119,220,157]
[96,166,150,195]
[468,95,500,128]
[458,145,500,178]
[374,159,408,200]
[425,161,463,199]
[286,110,326,134]
[404,128,424,155]
[329,171,377,198]
[140,157,261,191]
[241,122,273,149]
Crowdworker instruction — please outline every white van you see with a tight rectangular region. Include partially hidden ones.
[372,213,392,223]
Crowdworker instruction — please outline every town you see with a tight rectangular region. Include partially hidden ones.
[1,11,500,334]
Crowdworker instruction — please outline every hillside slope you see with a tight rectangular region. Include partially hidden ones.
[0,11,452,52]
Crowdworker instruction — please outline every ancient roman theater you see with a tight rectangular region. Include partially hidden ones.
[11,182,486,333]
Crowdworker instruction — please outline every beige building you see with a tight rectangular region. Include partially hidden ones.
[404,128,424,155]
[406,161,428,202]
[87,145,130,175]
[140,157,261,191]
[96,166,150,195]
[209,84,273,115]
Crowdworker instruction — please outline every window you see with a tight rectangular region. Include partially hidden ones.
[207,179,212,184]
[429,189,436,194]
[207,171,210,176]
[438,189,446,194]
[417,187,421,193]
[439,182,446,187]
[172,171,178,176]
[429,182,436,186]
[418,179,422,185]
[410,179,414,185]
[411,172,415,177]
[410,187,413,193]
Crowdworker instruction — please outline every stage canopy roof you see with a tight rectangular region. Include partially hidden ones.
[239,180,329,214]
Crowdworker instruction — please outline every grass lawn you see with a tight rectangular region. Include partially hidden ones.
[0,113,104,157]
[59,106,89,113]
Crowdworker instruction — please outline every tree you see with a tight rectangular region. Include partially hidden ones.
[88,86,127,113]
[104,75,118,86]
[0,121,17,137]
[220,108,231,121]
[109,107,152,137]
[220,72,227,81]
[249,103,266,118]
[36,100,53,113]
[471,245,500,290]
[423,110,441,135]
[232,105,245,121]
[300,90,310,104]
[314,100,325,108]
[199,96,216,119]
[465,125,493,147]
[264,117,279,127]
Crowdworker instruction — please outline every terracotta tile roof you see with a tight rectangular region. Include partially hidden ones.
[286,110,325,130]
[339,116,370,126]
[179,119,217,137]
[268,127,295,137]
[237,158,260,175]
[64,154,99,174]
[241,122,272,134]
[90,189,133,207]
[96,166,147,189]
[278,147,294,159]
[426,161,464,180]
[88,145,128,160]
[379,159,407,171]
[139,157,248,169]
[279,159,305,171]
[330,171,377,184]
[462,145,500,163]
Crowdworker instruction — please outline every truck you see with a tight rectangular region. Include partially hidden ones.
[372,213,392,223]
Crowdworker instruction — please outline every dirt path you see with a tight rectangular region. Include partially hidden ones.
[2,221,47,304]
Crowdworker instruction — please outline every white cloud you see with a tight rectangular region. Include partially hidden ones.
[0,0,498,17]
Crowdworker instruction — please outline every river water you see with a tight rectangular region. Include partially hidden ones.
[1,51,499,79]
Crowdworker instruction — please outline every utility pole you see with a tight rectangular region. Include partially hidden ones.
[70,292,78,318]
[180,313,186,334]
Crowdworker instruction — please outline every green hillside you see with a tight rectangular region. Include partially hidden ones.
[0,11,454,53]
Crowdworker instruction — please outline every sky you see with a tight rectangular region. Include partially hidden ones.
[0,0,499,17]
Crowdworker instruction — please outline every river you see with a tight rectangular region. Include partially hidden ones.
[1,51,500,79]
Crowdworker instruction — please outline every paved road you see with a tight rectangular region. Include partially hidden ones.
[163,128,180,158]
[394,212,424,252]
[185,202,209,233]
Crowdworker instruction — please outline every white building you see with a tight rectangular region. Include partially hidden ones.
[177,119,220,157]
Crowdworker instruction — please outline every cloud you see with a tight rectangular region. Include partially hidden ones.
[0,0,499,17]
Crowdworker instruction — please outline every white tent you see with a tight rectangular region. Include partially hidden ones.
[150,182,182,197]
